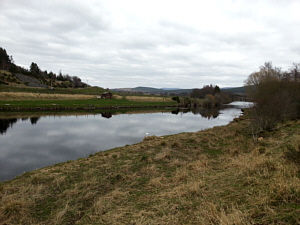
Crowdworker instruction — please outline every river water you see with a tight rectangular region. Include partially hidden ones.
[0,101,252,181]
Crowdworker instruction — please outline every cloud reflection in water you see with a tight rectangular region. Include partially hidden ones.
[0,105,245,181]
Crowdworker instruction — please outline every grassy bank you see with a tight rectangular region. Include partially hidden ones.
[1,114,300,224]
[0,92,176,111]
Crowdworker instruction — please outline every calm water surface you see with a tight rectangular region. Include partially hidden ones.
[0,101,252,181]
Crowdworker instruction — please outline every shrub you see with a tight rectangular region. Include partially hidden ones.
[203,94,216,108]
[245,62,300,132]
[171,96,180,103]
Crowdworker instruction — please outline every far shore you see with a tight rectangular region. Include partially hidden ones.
[0,92,178,112]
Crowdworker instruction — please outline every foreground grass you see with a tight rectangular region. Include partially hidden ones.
[0,92,176,110]
[0,115,300,224]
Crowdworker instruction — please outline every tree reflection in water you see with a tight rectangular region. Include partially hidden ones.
[0,117,40,134]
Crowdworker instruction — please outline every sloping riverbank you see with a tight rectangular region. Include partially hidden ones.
[0,114,299,224]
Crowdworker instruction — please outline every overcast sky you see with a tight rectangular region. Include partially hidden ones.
[1,0,300,89]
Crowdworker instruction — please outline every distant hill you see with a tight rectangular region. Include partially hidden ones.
[134,86,164,92]
[111,86,190,95]
[161,88,181,90]
[221,86,246,95]
[111,86,246,95]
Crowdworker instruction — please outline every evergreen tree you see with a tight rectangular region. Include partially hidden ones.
[214,85,220,94]
[30,62,40,75]
[0,47,11,69]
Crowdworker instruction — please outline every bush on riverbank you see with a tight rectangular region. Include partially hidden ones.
[246,62,300,133]
[0,113,299,224]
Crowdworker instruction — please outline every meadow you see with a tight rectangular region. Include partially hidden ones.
[0,92,176,110]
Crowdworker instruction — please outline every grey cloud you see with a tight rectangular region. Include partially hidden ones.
[1,0,300,88]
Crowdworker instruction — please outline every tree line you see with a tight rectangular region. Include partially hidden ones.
[190,84,233,107]
[0,47,88,88]
[245,62,300,135]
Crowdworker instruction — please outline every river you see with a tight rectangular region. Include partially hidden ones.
[0,101,252,181]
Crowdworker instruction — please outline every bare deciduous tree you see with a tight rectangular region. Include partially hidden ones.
[245,62,300,134]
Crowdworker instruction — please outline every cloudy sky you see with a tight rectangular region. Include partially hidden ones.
[1,0,300,89]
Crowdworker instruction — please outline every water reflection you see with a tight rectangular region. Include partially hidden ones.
[0,108,222,134]
[0,117,41,134]
[0,118,18,134]
[30,117,40,124]
[0,102,250,181]
[101,112,112,119]
[170,107,219,119]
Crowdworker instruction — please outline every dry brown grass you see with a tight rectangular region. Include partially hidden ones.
[154,148,171,161]
[198,203,252,225]
[113,94,172,102]
[125,96,173,102]
[0,183,40,224]
[187,156,209,171]
[54,203,70,224]
[0,92,95,101]
[143,135,164,141]
[148,176,165,188]
[227,151,278,178]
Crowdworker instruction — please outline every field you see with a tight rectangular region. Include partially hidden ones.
[0,92,176,110]
[0,113,299,224]
[0,92,94,101]
[123,96,172,102]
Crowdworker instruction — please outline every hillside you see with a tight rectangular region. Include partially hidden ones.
[222,86,246,95]
[0,47,90,90]
[0,113,299,224]
[0,79,106,95]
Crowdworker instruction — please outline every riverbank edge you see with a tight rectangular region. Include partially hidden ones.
[1,113,299,224]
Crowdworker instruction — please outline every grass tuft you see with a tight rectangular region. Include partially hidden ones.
[284,135,300,165]
[154,148,171,161]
